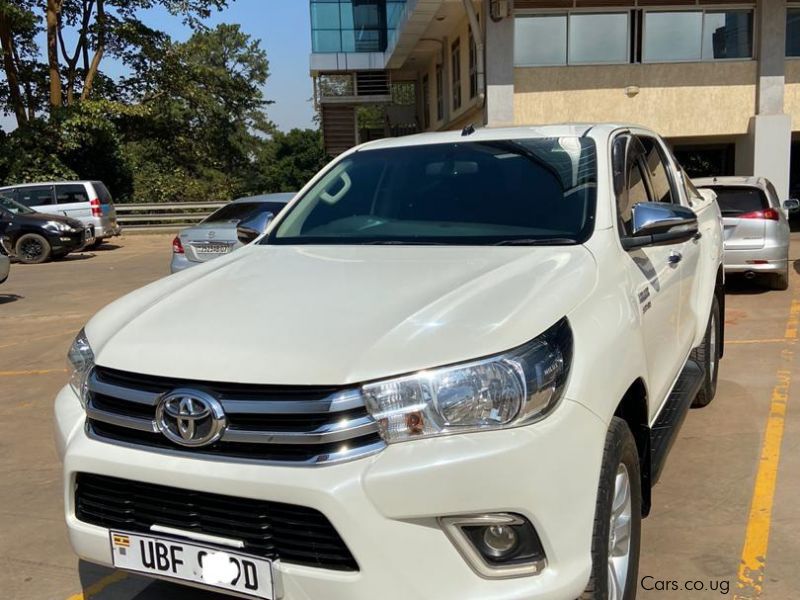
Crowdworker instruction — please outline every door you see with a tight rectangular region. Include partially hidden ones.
[16,185,55,214]
[55,183,92,221]
[616,135,684,421]
[639,135,701,356]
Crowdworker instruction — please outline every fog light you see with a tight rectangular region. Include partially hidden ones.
[439,513,546,578]
[482,525,518,558]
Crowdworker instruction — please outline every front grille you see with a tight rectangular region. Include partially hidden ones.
[75,473,358,571]
[86,366,386,465]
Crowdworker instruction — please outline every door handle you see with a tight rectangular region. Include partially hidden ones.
[693,231,702,241]
[668,251,682,265]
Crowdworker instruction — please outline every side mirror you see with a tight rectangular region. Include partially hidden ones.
[783,198,800,213]
[621,202,699,250]
[236,211,274,245]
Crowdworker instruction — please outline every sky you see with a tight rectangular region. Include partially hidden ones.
[0,0,315,133]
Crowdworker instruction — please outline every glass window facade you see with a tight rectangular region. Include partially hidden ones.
[644,10,753,63]
[514,14,567,66]
[311,0,407,53]
[787,8,800,57]
[568,13,629,64]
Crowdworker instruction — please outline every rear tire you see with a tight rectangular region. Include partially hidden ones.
[580,418,641,600]
[15,233,52,264]
[690,295,720,408]
[771,269,789,291]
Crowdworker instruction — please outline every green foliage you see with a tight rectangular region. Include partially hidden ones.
[256,129,330,193]
[0,14,324,203]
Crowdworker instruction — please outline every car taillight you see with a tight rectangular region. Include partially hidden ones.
[172,236,184,254]
[739,208,779,221]
[90,198,102,217]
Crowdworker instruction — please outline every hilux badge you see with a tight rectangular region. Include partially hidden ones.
[156,389,227,447]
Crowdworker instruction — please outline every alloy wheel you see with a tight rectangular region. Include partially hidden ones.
[608,463,632,600]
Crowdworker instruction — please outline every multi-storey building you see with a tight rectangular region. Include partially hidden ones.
[311,1,800,198]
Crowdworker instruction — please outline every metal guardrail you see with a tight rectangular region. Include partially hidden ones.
[115,202,225,232]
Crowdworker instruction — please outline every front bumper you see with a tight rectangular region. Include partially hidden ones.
[55,385,605,600]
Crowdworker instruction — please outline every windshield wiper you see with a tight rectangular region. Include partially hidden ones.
[493,238,577,246]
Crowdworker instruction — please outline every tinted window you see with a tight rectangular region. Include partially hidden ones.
[56,184,90,205]
[703,11,753,60]
[788,9,800,57]
[270,138,597,245]
[705,186,768,216]
[16,186,54,208]
[639,137,675,204]
[93,181,113,204]
[644,12,703,62]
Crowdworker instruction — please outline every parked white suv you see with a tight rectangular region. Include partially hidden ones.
[0,181,120,248]
[56,125,724,600]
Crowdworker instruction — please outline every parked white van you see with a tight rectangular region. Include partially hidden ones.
[0,181,121,248]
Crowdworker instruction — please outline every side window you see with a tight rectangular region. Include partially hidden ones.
[56,184,90,205]
[617,137,652,237]
[639,137,676,204]
[16,185,54,208]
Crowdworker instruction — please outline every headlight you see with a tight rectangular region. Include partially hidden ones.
[363,319,573,444]
[67,328,95,407]
[44,221,72,233]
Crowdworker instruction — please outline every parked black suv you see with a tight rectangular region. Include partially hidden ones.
[0,194,89,263]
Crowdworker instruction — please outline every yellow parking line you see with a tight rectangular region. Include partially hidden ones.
[726,339,787,345]
[0,368,67,377]
[735,301,797,598]
[65,570,128,600]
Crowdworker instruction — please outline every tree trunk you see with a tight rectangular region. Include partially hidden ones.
[0,12,27,125]
[12,43,35,120]
[46,0,63,108]
[81,0,104,101]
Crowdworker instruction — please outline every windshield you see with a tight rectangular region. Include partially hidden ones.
[0,194,36,215]
[205,202,285,224]
[268,137,597,246]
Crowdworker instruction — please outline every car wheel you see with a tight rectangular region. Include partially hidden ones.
[580,417,641,600]
[690,295,720,408]
[15,233,52,264]
[86,238,104,250]
[771,269,789,291]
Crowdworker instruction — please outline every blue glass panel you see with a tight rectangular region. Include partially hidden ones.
[310,3,341,29]
[312,29,343,53]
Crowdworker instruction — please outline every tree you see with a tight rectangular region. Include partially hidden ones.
[256,129,329,193]
[0,0,40,124]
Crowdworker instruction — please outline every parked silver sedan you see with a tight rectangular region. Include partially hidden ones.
[170,193,294,273]
[694,176,799,290]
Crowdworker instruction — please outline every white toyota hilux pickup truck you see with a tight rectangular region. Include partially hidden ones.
[56,124,724,600]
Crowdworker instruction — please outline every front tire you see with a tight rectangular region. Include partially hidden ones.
[581,417,642,600]
[690,295,720,408]
[15,233,52,264]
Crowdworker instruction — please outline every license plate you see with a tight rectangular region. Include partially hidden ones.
[195,244,231,255]
[110,531,275,599]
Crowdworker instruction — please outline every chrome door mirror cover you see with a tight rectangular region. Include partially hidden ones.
[236,211,274,245]
[783,198,800,212]
[621,202,699,250]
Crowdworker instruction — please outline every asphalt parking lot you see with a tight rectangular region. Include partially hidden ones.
[1,233,799,600]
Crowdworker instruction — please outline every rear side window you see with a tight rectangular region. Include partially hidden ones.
[16,185,54,208]
[705,186,768,216]
[92,181,113,204]
[56,184,90,205]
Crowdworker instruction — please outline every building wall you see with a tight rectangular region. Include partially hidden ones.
[784,59,800,130]
[420,7,484,132]
[514,62,758,138]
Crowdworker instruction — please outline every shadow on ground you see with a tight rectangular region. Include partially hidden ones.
[724,274,773,295]
[0,293,22,304]
[78,561,230,599]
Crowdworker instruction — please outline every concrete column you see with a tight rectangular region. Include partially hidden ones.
[484,0,514,127]
[743,0,792,198]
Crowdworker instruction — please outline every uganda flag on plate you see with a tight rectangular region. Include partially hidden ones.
[112,533,130,548]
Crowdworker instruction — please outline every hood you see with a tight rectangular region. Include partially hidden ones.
[87,244,598,385]
[14,211,81,228]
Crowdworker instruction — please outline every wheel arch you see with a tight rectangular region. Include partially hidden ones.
[614,378,652,517]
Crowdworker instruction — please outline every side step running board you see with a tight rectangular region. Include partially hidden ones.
[650,359,705,484]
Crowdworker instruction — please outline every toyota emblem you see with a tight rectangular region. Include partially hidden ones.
[155,389,227,447]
